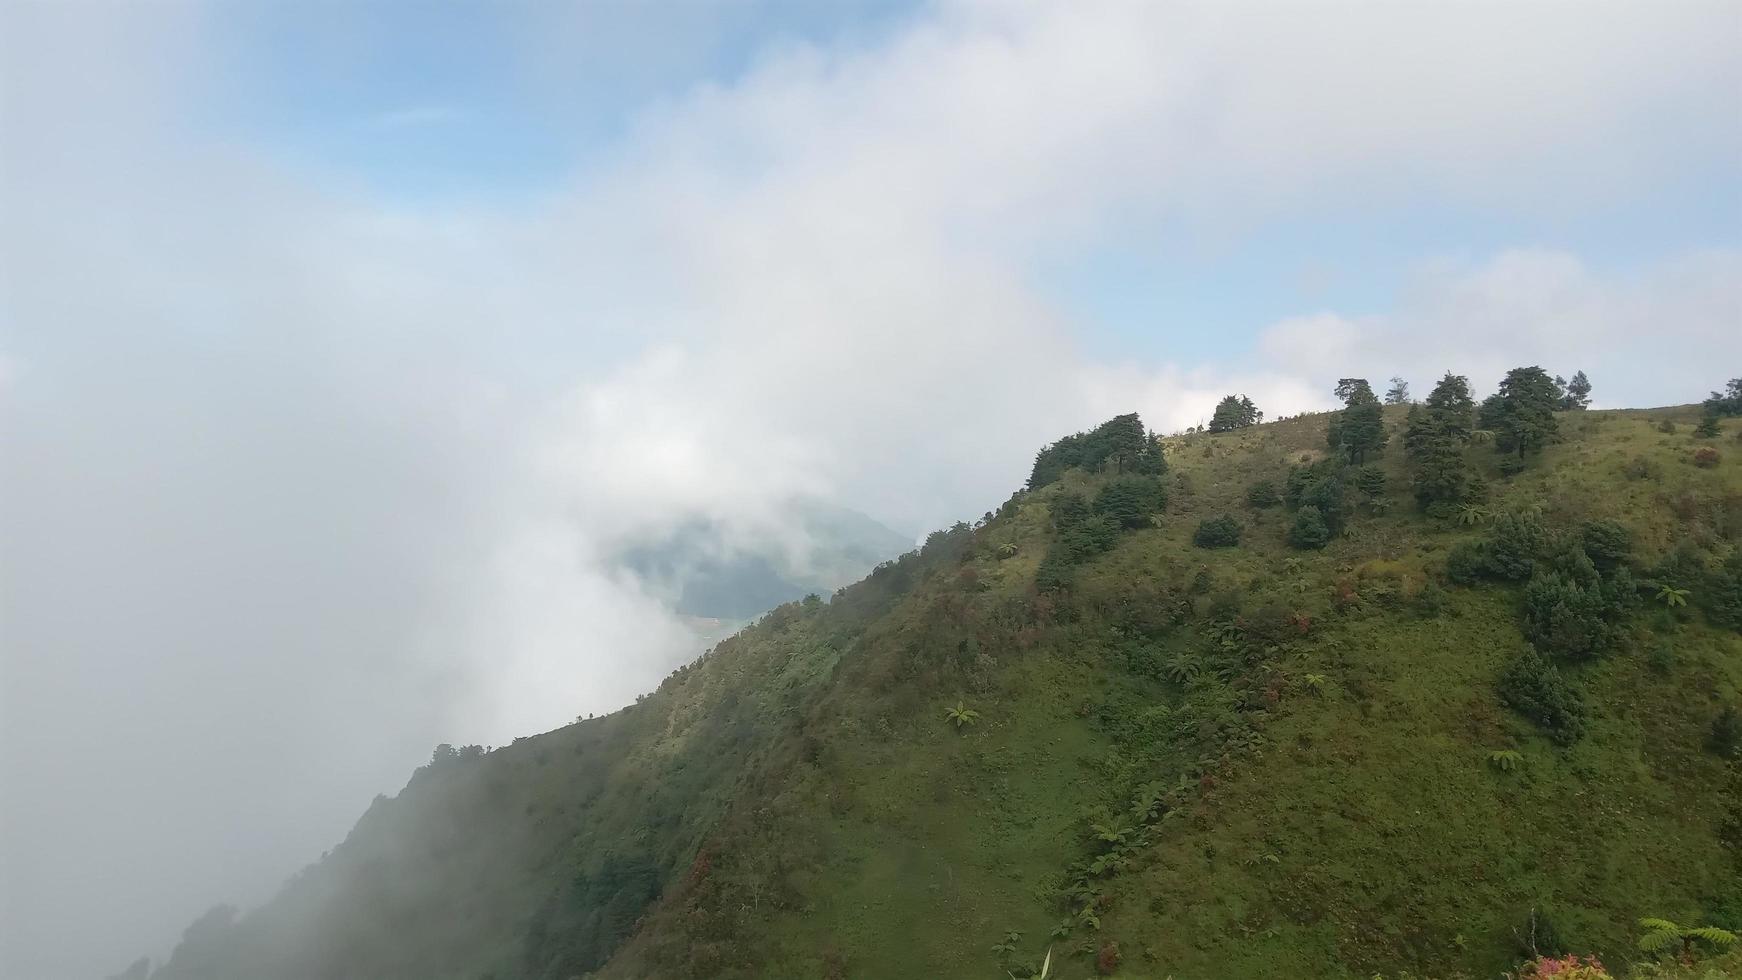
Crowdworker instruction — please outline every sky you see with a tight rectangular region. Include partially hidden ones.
[1,1,1739,977]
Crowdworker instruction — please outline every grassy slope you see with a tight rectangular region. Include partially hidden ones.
[605,406,1741,979]
[149,406,1742,980]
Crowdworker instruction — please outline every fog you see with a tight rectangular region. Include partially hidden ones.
[3,2,1739,977]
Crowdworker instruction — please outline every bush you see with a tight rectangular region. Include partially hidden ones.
[1712,706,1742,759]
[1710,553,1742,632]
[1696,413,1722,438]
[1499,648,1588,744]
[1446,542,1488,585]
[1193,515,1243,548]
[1094,477,1168,529]
[1287,506,1331,550]
[1355,465,1386,498]
[1246,480,1280,508]
[1415,580,1446,618]
[1499,456,1529,477]
[1694,447,1721,468]
[1658,419,1678,434]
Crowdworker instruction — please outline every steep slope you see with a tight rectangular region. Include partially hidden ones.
[147,403,1742,980]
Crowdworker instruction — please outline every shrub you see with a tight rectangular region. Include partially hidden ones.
[1446,542,1487,585]
[1355,465,1386,498]
[1193,515,1243,548]
[1246,480,1280,508]
[1287,506,1331,550]
[1488,511,1550,581]
[1189,567,1214,594]
[1621,455,1662,481]
[1499,455,1529,477]
[1499,648,1588,744]
[1694,447,1721,468]
[1522,572,1615,660]
[1709,553,1742,632]
[1696,413,1723,438]
[1415,580,1446,618]
[1658,419,1678,434]
[1096,941,1121,975]
[1094,477,1168,529]
[1052,492,1091,529]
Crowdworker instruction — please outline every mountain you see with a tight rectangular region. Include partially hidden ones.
[141,398,1742,980]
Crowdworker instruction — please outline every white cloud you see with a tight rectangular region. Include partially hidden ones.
[1254,249,1742,407]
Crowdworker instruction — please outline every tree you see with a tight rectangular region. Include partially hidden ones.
[1498,648,1587,744]
[1695,412,1722,438]
[1208,394,1260,433]
[1384,377,1411,405]
[1489,366,1562,458]
[1028,413,1166,486]
[1703,378,1742,417]
[1327,378,1387,463]
[1560,370,1592,410]
[1287,506,1331,550]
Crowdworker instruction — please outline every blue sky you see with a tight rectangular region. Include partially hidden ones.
[187,1,1740,367]
[200,0,923,200]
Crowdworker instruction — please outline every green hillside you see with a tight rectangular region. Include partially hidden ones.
[145,380,1742,980]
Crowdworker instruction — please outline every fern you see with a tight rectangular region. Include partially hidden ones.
[1487,749,1524,772]
[1638,916,1738,957]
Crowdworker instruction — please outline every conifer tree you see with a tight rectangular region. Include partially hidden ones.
[1406,372,1475,509]
[1489,366,1561,458]
[1560,370,1592,410]
[1327,378,1387,464]
[1384,377,1410,405]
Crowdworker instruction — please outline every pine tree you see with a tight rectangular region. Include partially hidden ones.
[1328,378,1386,464]
[1561,370,1592,410]
[1490,366,1561,458]
[1406,373,1475,509]
[1384,377,1411,405]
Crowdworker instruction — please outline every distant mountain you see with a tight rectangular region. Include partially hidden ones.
[617,499,912,621]
[140,402,1742,980]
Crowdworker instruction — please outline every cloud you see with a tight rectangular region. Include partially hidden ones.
[2,1,1738,977]
[1254,249,1742,407]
